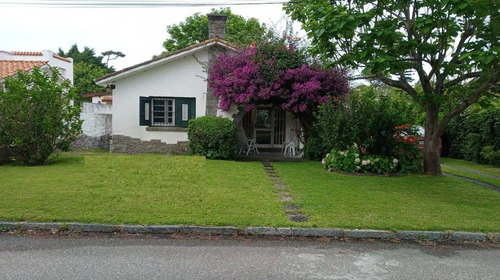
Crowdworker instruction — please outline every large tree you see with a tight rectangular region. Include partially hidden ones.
[58,44,124,95]
[285,0,499,175]
[162,7,269,54]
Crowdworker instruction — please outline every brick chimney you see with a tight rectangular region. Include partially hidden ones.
[208,14,227,39]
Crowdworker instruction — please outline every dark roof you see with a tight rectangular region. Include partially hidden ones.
[95,37,239,83]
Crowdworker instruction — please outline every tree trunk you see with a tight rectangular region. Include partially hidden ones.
[424,105,442,175]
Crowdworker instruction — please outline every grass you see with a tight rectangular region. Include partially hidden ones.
[441,157,500,176]
[441,157,500,187]
[1,153,500,233]
[273,161,500,233]
[0,154,289,227]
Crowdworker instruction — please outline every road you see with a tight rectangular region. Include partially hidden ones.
[0,233,498,279]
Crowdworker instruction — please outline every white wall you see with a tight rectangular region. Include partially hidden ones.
[108,50,209,144]
[81,102,112,137]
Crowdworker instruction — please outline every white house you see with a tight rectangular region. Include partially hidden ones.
[95,14,299,155]
[0,50,73,85]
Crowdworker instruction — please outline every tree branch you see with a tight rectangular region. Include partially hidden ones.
[444,71,482,89]
[439,73,500,134]
[375,74,420,102]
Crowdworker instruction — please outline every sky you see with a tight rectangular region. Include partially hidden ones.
[0,0,297,70]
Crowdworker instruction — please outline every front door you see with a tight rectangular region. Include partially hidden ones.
[242,107,286,148]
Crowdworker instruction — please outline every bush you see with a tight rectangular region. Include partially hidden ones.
[312,88,423,174]
[445,108,500,165]
[0,68,81,166]
[311,89,418,159]
[187,116,237,159]
[322,142,422,175]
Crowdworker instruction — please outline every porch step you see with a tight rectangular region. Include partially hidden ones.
[258,147,282,153]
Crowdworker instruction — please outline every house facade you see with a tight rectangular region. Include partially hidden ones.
[95,14,299,155]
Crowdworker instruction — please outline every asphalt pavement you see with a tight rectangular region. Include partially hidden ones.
[0,233,498,280]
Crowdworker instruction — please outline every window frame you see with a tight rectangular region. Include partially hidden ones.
[140,96,196,128]
[151,97,175,127]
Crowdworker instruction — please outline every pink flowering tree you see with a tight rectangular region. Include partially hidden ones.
[208,41,349,143]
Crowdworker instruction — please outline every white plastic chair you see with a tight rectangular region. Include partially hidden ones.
[240,138,259,155]
[283,142,296,156]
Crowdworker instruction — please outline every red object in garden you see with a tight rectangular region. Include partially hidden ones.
[399,125,442,155]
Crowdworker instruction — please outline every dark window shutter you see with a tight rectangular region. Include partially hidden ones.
[175,97,196,127]
[139,96,151,126]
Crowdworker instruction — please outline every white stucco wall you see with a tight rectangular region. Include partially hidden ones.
[105,50,209,144]
[81,103,112,137]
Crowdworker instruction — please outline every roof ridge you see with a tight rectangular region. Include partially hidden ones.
[95,38,240,83]
[11,51,44,56]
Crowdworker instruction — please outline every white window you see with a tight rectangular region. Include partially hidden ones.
[152,97,174,126]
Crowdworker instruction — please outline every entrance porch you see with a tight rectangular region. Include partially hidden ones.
[238,105,303,162]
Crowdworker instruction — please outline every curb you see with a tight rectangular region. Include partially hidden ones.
[1,221,498,243]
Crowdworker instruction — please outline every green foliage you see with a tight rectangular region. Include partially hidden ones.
[480,146,500,167]
[323,145,400,175]
[73,62,110,95]
[286,0,500,175]
[445,108,500,165]
[322,143,421,175]
[162,7,268,54]
[187,116,237,159]
[352,84,425,125]
[58,44,122,96]
[312,90,418,158]
[58,44,107,68]
[101,50,125,68]
[0,68,82,166]
[312,89,422,173]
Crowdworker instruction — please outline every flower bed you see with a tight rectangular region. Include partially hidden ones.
[322,143,421,175]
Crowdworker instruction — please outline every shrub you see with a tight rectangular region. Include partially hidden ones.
[0,68,81,166]
[187,116,237,159]
[445,108,500,165]
[309,89,419,160]
[322,142,422,175]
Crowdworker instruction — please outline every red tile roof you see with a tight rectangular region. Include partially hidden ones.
[101,96,113,101]
[81,92,110,98]
[11,51,43,56]
[52,54,71,63]
[96,37,239,83]
[0,60,48,79]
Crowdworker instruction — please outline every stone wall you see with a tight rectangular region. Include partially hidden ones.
[110,135,189,155]
[73,102,112,149]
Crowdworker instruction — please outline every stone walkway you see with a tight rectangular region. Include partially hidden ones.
[261,161,309,223]
[441,163,500,180]
[443,172,500,193]
[441,163,500,193]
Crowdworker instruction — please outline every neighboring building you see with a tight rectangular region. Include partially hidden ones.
[82,91,113,105]
[0,50,73,86]
[95,14,299,154]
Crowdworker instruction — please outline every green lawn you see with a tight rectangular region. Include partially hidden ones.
[1,154,499,233]
[0,154,289,227]
[441,157,500,176]
[273,161,500,233]
[441,157,500,187]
